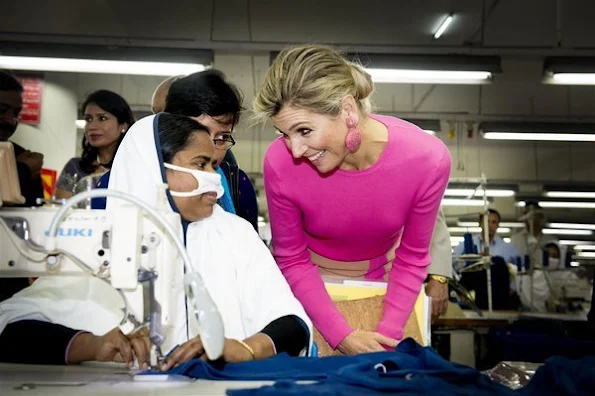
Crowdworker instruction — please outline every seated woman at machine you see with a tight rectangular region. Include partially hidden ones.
[0,113,311,369]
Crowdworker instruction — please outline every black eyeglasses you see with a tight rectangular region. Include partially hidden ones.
[213,134,235,150]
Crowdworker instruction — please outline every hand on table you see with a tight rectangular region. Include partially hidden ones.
[336,330,399,355]
[68,327,150,368]
[160,334,274,371]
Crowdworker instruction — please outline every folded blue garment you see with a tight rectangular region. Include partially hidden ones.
[138,339,511,395]
[139,348,400,381]
[225,339,512,396]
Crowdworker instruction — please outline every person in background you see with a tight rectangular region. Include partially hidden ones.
[0,70,44,302]
[54,90,134,199]
[426,210,453,322]
[0,70,44,207]
[511,201,558,269]
[253,44,451,354]
[453,208,520,264]
[453,208,520,310]
[151,75,182,114]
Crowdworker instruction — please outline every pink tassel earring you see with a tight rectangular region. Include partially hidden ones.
[345,117,362,153]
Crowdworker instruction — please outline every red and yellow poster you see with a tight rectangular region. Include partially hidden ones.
[41,169,57,199]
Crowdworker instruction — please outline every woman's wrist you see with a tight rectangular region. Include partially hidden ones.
[244,333,275,360]
[66,332,96,364]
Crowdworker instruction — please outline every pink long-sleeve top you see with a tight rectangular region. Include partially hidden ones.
[263,114,451,349]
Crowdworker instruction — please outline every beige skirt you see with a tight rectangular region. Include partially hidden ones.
[308,240,423,356]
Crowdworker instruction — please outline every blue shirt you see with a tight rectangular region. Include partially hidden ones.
[453,234,520,264]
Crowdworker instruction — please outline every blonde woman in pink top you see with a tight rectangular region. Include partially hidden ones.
[253,45,451,355]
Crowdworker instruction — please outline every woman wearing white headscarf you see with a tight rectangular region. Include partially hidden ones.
[0,113,311,368]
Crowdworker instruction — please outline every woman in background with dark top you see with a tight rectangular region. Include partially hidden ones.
[54,90,134,199]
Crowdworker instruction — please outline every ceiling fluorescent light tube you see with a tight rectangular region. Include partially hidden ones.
[559,240,595,245]
[574,245,595,251]
[448,227,511,234]
[545,191,595,199]
[500,222,525,228]
[457,221,524,228]
[549,73,595,85]
[548,223,595,230]
[483,132,595,142]
[445,188,515,197]
[0,55,206,76]
[434,14,454,39]
[457,222,479,227]
[441,198,487,207]
[542,229,593,236]
[538,201,595,209]
[365,68,491,84]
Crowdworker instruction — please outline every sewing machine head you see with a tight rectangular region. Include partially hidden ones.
[0,143,224,368]
[1,204,186,365]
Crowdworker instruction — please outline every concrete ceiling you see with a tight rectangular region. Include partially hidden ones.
[2,0,595,54]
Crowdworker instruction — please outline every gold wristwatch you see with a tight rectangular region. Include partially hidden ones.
[428,274,449,284]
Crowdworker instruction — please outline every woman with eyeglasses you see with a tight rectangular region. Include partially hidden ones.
[163,71,239,209]
[164,70,258,228]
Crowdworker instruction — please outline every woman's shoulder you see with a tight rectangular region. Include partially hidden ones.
[59,157,84,175]
[373,114,450,165]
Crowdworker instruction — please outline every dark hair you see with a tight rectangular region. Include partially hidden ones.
[524,200,542,211]
[165,70,243,127]
[158,113,210,163]
[80,90,135,174]
[545,242,560,252]
[479,208,501,222]
[0,70,23,92]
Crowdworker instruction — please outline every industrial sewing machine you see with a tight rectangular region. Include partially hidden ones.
[0,142,224,369]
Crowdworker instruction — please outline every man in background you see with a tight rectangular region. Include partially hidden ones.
[454,208,519,263]
[0,70,44,302]
[0,70,44,207]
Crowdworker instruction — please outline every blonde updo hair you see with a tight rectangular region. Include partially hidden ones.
[252,44,374,123]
